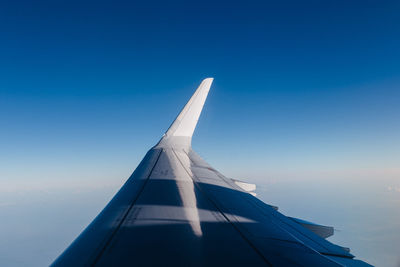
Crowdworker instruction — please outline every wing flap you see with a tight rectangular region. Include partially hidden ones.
[289,217,334,239]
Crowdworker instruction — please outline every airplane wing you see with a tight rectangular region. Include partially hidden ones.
[52,78,371,266]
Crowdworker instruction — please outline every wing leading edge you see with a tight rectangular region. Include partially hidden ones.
[52,79,371,267]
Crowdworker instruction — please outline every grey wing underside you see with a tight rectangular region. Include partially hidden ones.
[52,79,371,267]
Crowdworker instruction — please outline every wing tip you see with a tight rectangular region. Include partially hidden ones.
[202,77,214,87]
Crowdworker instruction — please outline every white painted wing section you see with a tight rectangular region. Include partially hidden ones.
[164,78,213,138]
[231,179,256,192]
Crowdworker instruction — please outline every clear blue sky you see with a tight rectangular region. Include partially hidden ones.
[0,1,399,266]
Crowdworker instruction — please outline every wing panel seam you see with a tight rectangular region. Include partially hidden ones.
[91,149,163,266]
[171,148,272,266]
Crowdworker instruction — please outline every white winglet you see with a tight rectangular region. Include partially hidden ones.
[158,78,213,148]
[165,78,213,137]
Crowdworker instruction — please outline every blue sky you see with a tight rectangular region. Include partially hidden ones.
[0,1,399,266]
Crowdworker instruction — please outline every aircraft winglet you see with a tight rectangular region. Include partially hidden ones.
[160,78,213,147]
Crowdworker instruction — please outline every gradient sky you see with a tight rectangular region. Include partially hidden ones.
[1,1,399,266]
